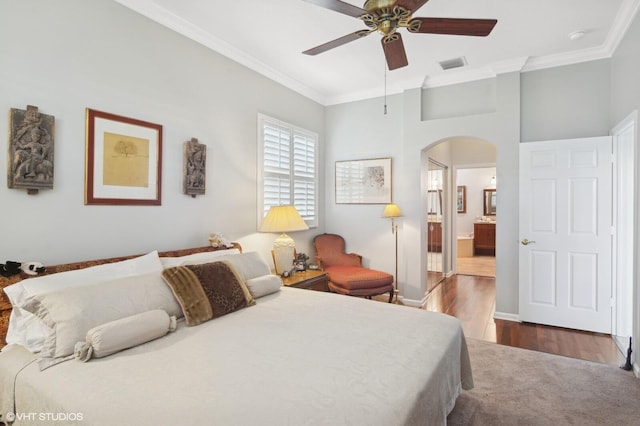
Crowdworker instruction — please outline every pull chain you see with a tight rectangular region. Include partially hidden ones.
[384,61,388,115]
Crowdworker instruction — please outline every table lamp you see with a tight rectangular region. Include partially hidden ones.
[259,205,309,275]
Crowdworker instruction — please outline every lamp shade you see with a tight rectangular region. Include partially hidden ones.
[259,205,309,233]
[382,203,403,218]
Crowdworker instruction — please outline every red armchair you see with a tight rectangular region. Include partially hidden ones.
[313,233,394,303]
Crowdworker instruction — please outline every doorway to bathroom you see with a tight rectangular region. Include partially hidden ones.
[456,166,496,278]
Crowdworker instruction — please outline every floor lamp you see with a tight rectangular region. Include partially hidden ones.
[382,203,402,303]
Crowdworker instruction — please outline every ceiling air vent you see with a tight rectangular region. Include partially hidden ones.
[439,56,467,71]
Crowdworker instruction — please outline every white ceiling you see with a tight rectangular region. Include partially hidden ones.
[115,0,640,106]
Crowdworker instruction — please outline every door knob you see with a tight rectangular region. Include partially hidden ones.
[520,238,536,246]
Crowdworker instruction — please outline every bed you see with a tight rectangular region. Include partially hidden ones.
[0,245,473,426]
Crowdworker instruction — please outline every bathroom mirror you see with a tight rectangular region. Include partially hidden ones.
[427,190,442,215]
[483,189,496,215]
[425,159,447,294]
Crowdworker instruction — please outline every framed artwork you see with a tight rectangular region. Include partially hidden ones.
[8,105,55,194]
[335,157,391,204]
[183,137,206,197]
[457,185,467,213]
[85,108,162,205]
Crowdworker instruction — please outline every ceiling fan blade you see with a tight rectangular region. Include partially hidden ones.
[408,17,497,36]
[381,33,408,70]
[303,0,368,18]
[395,0,430,13]
[303,30,372,55]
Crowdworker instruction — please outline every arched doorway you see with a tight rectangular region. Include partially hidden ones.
[420,137,496,295]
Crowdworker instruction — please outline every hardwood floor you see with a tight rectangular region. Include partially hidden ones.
[456,255,495,277]
[376,273,625,366]
[424,275,625,366]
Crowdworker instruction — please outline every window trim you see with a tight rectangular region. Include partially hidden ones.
[257,113,318,229]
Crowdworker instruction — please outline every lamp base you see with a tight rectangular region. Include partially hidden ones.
[273,244,295,275]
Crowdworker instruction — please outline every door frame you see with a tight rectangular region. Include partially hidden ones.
[610,110,638,373]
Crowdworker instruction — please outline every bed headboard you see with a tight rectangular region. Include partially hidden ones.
[0,244,241,348]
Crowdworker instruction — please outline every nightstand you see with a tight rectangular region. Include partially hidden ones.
[281,270,329,292]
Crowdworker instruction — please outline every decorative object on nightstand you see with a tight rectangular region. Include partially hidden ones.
[382,203,403,303]
[259,205,308,275]
[294,252,309,271]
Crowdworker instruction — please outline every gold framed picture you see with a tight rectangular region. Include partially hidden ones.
[85,108,162,205]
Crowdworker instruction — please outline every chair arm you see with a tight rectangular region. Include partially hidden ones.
[346,253,363,266]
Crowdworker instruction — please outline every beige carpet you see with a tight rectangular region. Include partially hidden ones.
[448,338,640,425]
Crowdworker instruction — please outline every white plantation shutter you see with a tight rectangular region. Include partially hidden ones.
[258,114,318,227]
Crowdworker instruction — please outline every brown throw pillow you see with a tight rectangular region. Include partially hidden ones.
[162,261,255,326]
[161,267,213,326]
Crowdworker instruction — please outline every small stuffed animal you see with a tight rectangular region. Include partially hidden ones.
[21,262,46,276]
[208,233,233,249]
[0,261,22,277]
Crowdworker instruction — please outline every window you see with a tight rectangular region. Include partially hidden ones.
[257,114,318,228]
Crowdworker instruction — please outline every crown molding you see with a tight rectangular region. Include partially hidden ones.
[114,0,328,105]
[115,0,640,105]
[604,0,640,54]
[523,0,640,72]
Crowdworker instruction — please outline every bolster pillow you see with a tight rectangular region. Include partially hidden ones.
[74,309,177,362]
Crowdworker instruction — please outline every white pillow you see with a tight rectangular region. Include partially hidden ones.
[245,275,282,299]
[74,310,177,362]
[3,251,163,352]
[213,252,271,282]
[21,272,181,370]
[159,248,240,268]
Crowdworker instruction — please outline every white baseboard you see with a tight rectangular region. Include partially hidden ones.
[493,311,520,322]
[399,296,427,308]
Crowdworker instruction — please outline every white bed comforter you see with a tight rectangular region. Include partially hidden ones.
[0,288,472,426]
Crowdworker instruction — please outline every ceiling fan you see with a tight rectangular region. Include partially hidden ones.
[302,0,497,70]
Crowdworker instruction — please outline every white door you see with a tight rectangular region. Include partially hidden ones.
[519,137,612,333]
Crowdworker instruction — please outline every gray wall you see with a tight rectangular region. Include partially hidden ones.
[325,51,630,314]
[2,0,639,325]
[611,12,640,126]
[422,78,497,120]
[326,72,520,310]
[0,0,324,264]
[521,60,611,141]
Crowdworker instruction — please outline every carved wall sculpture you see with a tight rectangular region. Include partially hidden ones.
[8,105,55,194]
[183,137,206,197]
